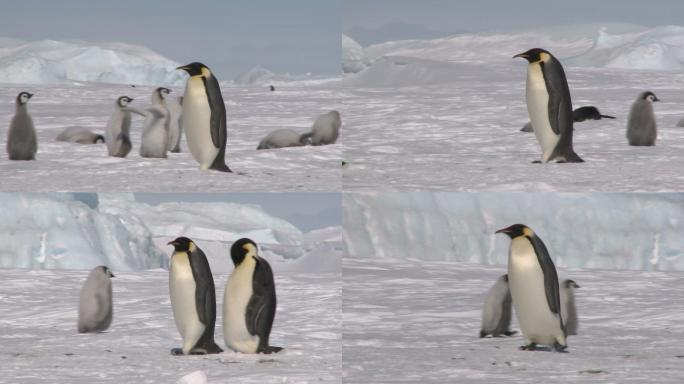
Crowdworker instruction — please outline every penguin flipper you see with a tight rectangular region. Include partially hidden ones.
[188,247,216,328]
[541,59,573,137]
[246,256,277,353]
[527,234,562,317]
[202,75,226,149]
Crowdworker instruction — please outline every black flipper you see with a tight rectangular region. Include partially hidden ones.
[245,255,280,353]
[188,246,223,354]
[202,75,231,172]
[526,234,565,336]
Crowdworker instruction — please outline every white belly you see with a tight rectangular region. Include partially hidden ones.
[526,64,559,162]
[182,78,219,169]
[170,252,206,354]
[508,237,564,346]
[223,256,260,353]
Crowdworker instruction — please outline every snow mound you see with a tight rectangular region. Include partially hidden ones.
[344,193,684,271]
[342,56,481,87]
[277,226,342,273]
[0,39,186,85]
[233,66,277,85]
[342,34,370,74]
[0,194,167,271]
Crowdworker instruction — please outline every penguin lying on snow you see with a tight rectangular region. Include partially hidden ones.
[496,224,567,352]
[168,237,223,355]
[223,238,282,354]
[627,91,659,146]
[514,48,583,163]
[78,266,114,333]
[521,106,615,132]
[300,110,341,146]
[257,129,311,150]
[560,279,580,335]
[480,274,516,338]
[56,126,105,144]
[7,91,37,161]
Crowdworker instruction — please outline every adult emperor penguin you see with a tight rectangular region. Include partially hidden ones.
[167,96,183,152]
[521,106,615,132]
[105,96,135,158]
[480,274,517,338]
[514,48,583,162]
[7,91,37,160]
[139,87,171,158]
[300,110,342,146]
[78,266,114,333]
[626,91,659,146]
[168,237,223,355]
[223,238,281,354]
[177,62,231,172]
[257,128,310,150]
[560,279,580,335]
[496,224,567,351]
[56,126,105,144]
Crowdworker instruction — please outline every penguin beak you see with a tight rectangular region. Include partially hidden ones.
[654,97,660,102]
[110,272,115,278]
[513,52,528,59]
[27,93,34,99]
[176,65,189,73]
[495,227,510,234]
[167,240,177,246]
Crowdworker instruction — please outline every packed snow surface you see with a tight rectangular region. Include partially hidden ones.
[0,79,341,192]
[343,258,684,383]
[343,192,684,271]
[342,35,370,74]
[0,39,186,86]
[0,268,341,383]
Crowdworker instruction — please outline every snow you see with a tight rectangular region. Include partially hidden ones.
[342,24,684,191]
[0,39,186,86]
[0,268,341,383]
[343,258,684,383]
[0,80,341,192]
[342,35,370,74]
[233,67,277,85]
[343,193,684,271]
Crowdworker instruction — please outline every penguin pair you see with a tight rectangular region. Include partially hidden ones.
[256,110,342,150]
[168,237,280,355]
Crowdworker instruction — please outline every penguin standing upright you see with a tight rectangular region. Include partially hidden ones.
[139,87,171,158]
[626,91,659,146]
[7,91,37,160]
[177,62,231,172]
[480,274,516,338]
[168,237,223,355]
[496,224,567,351]
[105,96,135,158]
[223,238,281,354]
[78,266,114,333]
[560,279,580,335]
[514,48,583,163]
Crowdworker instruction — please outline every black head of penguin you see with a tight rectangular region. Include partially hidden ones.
[156,87,171,99]
[177,62,209,77]
[117,96,134,108]
[168,236,193,252]
[495,223,530,239]
[17,91,33,105]
[564,279,580,289]
[513,48,550,63]
[95,135,105,144]
[231,238,258,267]
[639,91,660,102]
[99,265,115,278]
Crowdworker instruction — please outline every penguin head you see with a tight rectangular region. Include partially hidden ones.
[177,62,211,78]
[502,274,509,282]
[231,238,258,266]
[17,92,33,105]
[99,265,115,278]
[95,135,105,144]
[156,87,171,99]
[117,96,134,107]
[513,48,551,63]
[639,91,660,103]
[564,279,580,289]
[168,236,194,253]
[495,224,532,239]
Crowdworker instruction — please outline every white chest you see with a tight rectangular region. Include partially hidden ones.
[526,64,559,161]
[182,78,218,168]
[223,256,260,353]
[169,252,205,352]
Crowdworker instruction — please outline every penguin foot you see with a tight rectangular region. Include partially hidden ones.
[519,343,537,351]
[189,348,208,355]
[553,343,568,353]
[479,330,487,338]
[531,160,542,164]
[170,348,185,356]
[503,331,517,336]
[261,346,283,354]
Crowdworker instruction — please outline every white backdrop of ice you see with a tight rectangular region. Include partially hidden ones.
[0,39,186,86]
[342,34,370,74]
[343,193,684,271]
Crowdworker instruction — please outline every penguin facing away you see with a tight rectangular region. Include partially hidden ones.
[7,91,37,160]
[514,48,583,163]
[78,266,114,333]
[560,279,580,335]
[626,91,659,146]
[177,62,231,172]
[257,128,310,150]
[496,224,567,351]
[223,238,281,354]
[56,126,105,144]
[480,274,517,338]
[168,237,223,355]
[105,96,135,158]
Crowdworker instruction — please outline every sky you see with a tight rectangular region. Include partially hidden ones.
[0,0,341,80]
[344,0,684,43]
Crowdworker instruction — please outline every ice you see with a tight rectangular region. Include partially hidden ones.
[0,39,186,86]
[343,193,684,271]
[342,34,370,74]
[233,66,276,85]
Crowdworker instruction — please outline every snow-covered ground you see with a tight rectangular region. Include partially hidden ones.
[0,79,341,192]
[343,258,684,383]
[342,24,684,191]
[0,268,341,383]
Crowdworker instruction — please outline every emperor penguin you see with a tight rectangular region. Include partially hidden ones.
[257,129,310,150]
[223,238,282,354]
[56,126,105,144]
[480,274,517,338]
[177,62,231,172]
[496,224,567,351]
[105,96,135,158]
[78,266,114,333]
[626,91,659,146]
[167,96,184,153]
[560,279,580,335]
[521,106,616,132]
[514,48,583,162]
[300,110,341,146]
[168,237,223,355]
[7,91,37,160]
[139,87,171,158]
